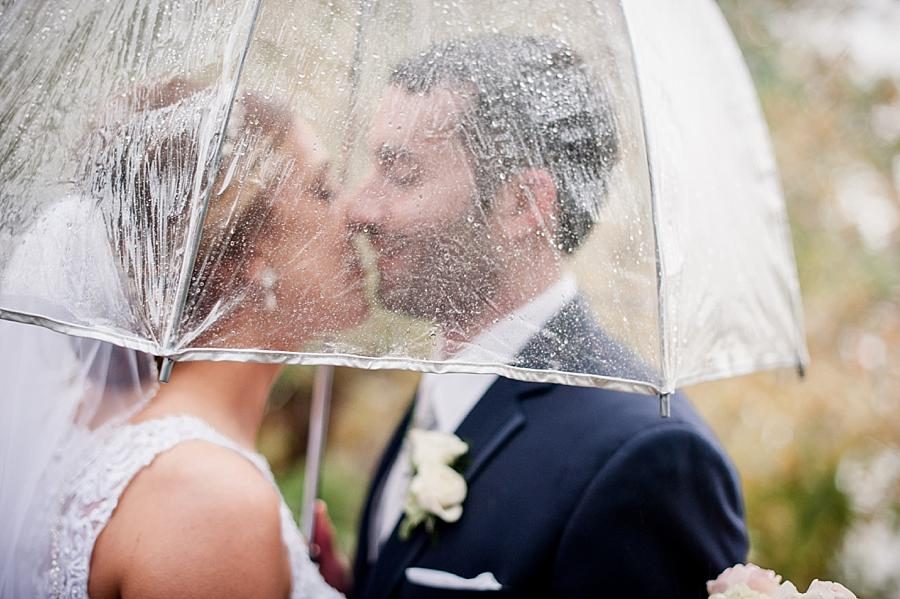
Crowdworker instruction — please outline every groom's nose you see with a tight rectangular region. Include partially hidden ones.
[344,179,389,237]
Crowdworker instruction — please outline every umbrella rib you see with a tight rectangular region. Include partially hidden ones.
[616,0,671,398]
[159,0,265,370]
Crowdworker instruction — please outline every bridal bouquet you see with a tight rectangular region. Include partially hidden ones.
[707,564,858,599]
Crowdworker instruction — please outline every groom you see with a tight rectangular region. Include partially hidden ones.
[334,36,748,597]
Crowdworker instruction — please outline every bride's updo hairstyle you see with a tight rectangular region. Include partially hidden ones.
[80,78,298,343]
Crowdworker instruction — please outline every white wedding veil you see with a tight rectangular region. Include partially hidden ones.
[0,199,158,598]
[0,322,157,597]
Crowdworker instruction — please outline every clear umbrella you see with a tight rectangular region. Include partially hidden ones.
[0,0,806,545]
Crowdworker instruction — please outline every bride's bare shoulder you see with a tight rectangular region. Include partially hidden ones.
[90,441,292,599]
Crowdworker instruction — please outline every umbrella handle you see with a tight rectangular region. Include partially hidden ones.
[301,365,334,542]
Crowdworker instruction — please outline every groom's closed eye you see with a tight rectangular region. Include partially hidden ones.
[378,145,423,188]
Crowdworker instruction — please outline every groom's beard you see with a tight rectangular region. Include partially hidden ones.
[372,212,502,326]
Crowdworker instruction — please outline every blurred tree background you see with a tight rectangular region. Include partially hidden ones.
[261,0,900,595]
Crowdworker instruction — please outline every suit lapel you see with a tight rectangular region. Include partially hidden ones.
[354,402,414,594]
[515,295,655,382]
[366,377,551,597]
[455,376,535,482]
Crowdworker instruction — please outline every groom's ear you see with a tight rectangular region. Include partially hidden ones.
[490,168,558,243]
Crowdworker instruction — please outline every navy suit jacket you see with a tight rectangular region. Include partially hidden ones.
[353,299,748,598]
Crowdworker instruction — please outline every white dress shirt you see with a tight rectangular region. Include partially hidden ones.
[370,274,578,556]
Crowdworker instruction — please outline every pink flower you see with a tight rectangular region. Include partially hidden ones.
[708,564,784,595]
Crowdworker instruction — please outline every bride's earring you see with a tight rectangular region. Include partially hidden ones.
[259,266,278,311]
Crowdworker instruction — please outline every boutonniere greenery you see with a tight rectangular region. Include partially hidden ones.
[399,429,470,540]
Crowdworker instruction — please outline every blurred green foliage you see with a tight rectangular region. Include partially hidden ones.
[277,457,368,553]
[746,458,853,583]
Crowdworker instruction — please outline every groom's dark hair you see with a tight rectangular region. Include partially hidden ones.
[389,35,619,253]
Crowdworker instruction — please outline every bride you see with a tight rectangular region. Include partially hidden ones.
[0,85,365,598]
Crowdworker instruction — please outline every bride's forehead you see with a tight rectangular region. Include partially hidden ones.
[285,116,331,169]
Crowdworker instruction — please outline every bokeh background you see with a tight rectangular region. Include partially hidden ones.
[260,0,900,595]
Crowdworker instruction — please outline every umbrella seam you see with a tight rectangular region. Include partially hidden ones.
[616,0,671,394]
[159,0,265,359]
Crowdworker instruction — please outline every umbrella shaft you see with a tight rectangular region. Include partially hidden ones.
[301,365,334,541]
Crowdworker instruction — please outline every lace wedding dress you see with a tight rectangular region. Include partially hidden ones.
[42,414,342,599]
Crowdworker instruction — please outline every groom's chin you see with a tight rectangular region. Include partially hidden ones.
[375,284,436,322]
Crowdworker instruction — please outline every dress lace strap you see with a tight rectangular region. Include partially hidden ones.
[48,414,342,599]
[48,415,272,598]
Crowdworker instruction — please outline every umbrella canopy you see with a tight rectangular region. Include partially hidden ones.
[0,0,807,397]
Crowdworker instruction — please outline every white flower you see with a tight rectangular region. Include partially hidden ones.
[408,429,468,469]
[407,463,468,523]
[801,580,858,599]
[709,584,774,599]
[772,581,802,599]
[399,429,470,539]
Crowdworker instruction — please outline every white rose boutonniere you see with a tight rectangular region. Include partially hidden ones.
[399,429,469,540]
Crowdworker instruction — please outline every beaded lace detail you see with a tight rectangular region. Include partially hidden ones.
[46,414,342,598]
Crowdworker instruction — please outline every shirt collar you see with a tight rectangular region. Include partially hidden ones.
[419,273,578,433]
[455,272,578,364]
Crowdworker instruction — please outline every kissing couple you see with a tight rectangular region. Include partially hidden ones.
[0,35,747,599]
